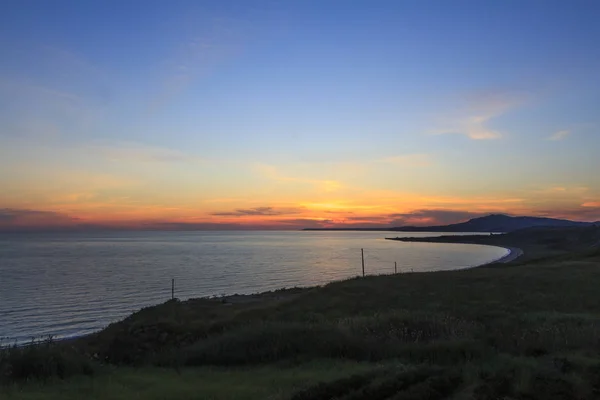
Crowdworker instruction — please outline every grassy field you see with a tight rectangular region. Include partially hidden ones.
[1,360,387,400]
[2,227,600,399]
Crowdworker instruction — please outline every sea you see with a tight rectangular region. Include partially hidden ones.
[0,230,508,345]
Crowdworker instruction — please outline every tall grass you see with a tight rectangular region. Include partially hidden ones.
[0,337,96,384]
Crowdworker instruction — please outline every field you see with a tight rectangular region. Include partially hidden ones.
[2,227,600,399]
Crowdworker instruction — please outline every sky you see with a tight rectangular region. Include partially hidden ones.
[1,0,599,231]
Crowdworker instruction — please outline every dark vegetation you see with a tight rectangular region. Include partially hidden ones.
[389,224,600,263]
[305,214,598,232]
[3,226,600,399]
[0,337,94,385]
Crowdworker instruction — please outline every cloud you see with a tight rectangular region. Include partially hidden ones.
[204,198,245,204]
[302,209,490,229]
[0,208,78,223]
[0,208,327,231]
[107,217,332,231]
[211,206,304,217]
[138,222,281,231]
[345,215,391,222]
[90,142,201,163]
[275,218,333,228]
[0,208,81,231]
[150,18,242,110]
[532,186,589,196]
[583,202,600,208]
[253,163,343,192]
[0,45,108,141]
[431,91,527,140]
[0,80,91,139]
[535,206,600,222]
[547,130,570,141]
[380,154,432,167]
[388,209,486,226]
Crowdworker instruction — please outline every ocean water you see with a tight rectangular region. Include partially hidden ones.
[0,230,507,344]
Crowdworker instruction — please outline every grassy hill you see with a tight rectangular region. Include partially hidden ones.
[304,214,597,233]
[392,214,597,233]
[388,225,600,263]
[3,227,600,399]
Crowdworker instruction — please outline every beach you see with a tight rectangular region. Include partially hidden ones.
[489,246,524,264]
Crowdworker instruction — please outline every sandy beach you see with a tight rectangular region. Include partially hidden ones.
[485,246,524,265]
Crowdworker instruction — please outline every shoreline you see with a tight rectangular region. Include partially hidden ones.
[8,242,525,346]
[384,232,541,266]
[487,246,524,264]
[383,235,525,268]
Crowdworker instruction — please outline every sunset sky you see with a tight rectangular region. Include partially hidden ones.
[1,1,599,231]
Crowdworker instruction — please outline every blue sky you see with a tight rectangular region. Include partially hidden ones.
[1,0,599,230]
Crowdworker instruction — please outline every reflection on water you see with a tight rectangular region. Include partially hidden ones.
[0,230,507,344]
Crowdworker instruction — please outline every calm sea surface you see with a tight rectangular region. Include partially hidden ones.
[0,231,507,344]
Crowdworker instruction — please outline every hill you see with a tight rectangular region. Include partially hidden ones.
[392,214,595,232]
[388,225,600,263]
[304,214,596,233]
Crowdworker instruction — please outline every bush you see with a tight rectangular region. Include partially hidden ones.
[182,322,382,366]
[178,313,486,367]
[290,369,386,400]
[289,367,460,400]
[0,337,96,384]
[340,313,481,344]
[484,316,600,356]
[387,372,462,400]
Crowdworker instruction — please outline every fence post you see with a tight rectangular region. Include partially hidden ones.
[171,278,175,300]
[395,261,397,274]
[361,248,365,277]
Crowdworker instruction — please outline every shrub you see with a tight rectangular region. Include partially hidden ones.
[291,369,385,400]
[182,322,381,366]
[289,367,459,400]
[0,337,96,384]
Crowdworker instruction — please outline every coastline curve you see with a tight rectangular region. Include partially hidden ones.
[480,246,524,266]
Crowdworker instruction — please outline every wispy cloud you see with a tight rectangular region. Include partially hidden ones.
[90,142,201,164]
[274,218,333,228]
[139,222,292,231]
[292,209,490,228]
[0,66,104,141]
[0,208,80,231]
[211,206,304,217]
[431,91,528,140]
[151,18,243,110]
[533,186,589,195]
[253,163,343,192]
[536,206,600,222]
[582,202,600,208]
[204,198,246,204]
[380,154,432,167]
[547,130,570,141]
[388,209,486,226]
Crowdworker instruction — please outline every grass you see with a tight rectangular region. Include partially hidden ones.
[0,360,382,400]
[0,337,95,385]
[3,226,600,399]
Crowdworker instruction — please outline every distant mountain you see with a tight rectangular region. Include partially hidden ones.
[391,214,594,233]
[303,214,595,233]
